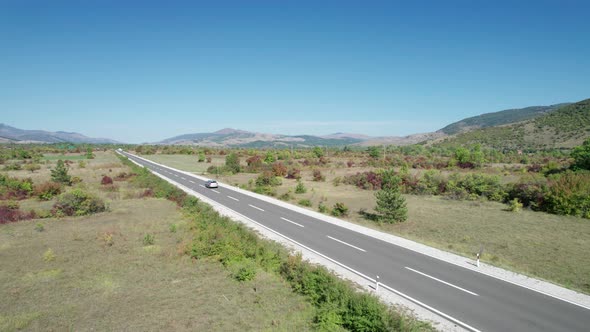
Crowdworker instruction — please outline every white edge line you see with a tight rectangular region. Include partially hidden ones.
[248,204,265,212]
[227,196,239,201]
[118,151,483,332]
[405,267,479,296]
[280,217,304,228]
[327,235,367,252]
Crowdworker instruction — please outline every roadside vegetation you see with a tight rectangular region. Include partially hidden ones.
[137,139,590,294]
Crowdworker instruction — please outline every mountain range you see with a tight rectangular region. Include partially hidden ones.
[0,124,119,144]
[2,98,589,149]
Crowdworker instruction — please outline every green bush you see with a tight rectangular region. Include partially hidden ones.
[318,202,328,213]
[34,181,62,200]
[508,198,523,212]
[52,189,106,216]
[143,233,155,246]
[232,261,257,282]
[543,171,590,218]
[255,171,282,187]
[225,152,241,174]
[331,202,349,217]
[298,199,312,207]
[295,181,307,194]
[0,174,34,199]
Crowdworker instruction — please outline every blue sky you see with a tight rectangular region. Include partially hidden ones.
[1,1,589,143]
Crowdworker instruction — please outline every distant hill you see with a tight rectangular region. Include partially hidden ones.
[435,99,590,149]
[440,103,570,135]
[0,124,119,144]
[158,128,365,148]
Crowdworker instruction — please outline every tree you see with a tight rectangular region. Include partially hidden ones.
[264,151,276,164]
[367,146,380,159]
[312,146,324,158]
[374,184,407,223]
[454,147,470,164]
[198,151,206,162]
[51,160,72,185]
[571,138,590,170]
[225,152,241,174]
[86,147,95,159]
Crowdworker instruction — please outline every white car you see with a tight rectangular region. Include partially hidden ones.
[205,180,218,188]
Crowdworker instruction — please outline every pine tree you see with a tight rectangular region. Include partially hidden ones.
[51,160,72,185]
[374,185,407,223]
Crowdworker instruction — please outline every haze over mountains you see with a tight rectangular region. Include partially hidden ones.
[0,124,119,144]
[2,98,589,148]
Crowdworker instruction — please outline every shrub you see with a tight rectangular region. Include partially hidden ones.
[24,163,41,173]
[0,174,34,200]
[78,160,87,168]
[298,199,312,207]
[286,167,301,180]
[232,261,257,282]
[295,181,307,194]
[3,162,22,171]
[571,138,590,170]
[0,202,35,223]
[312,169,325,182]
[34,181,62,200]
[508,198,523,212]
[169,223,177,233]
[279,191,292,201]
[347,160,354,168]
[52,189,106,216]
[35,222,45,232]
[101,175,114,185]
[318,202,328,213]
[225,152,241,174]
[143,233,155,246]
[43,248,56,262]
[246,155,263,171]
[51,160,72,185]
[344,171,382,190]
[256,171,282,187]
[543,171,590,218]
[272,162,287,177]
[114,172,134,181]
[331,202,349,217]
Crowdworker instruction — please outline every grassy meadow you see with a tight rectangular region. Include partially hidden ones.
[0,151,316,331]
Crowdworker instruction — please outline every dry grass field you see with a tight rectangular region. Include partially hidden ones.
[0,152,315,331]
[143,153,590,294]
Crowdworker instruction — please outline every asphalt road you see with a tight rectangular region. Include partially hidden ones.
[121,151,590,332]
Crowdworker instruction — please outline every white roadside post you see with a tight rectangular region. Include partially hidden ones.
[375,275,380,292]
[476,253,480,268]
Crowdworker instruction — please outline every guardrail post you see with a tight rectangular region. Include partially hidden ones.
[476,253,480,268]
[375,275,380,292]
